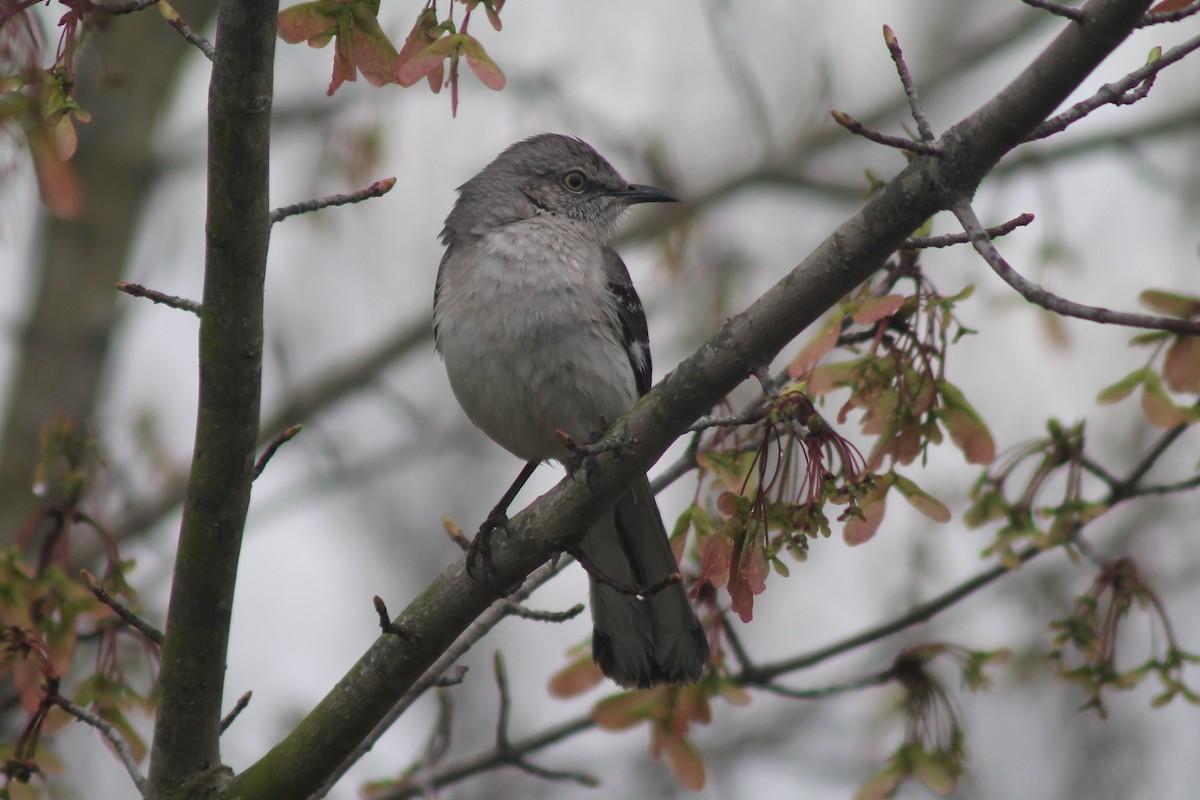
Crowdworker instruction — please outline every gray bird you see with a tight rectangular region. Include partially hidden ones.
[433,133,708,688]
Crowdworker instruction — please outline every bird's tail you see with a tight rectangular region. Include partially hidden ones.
[580,475,708,688]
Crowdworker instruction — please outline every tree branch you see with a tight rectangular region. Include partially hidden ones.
[53,695,148,796]
[953,200,1200,334]
[147,1,279,796]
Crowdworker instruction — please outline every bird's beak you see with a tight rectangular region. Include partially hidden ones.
[611,183,679,205]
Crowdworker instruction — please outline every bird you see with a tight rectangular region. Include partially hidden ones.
[432,133,708,688]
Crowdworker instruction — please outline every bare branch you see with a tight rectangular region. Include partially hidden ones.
[370,715,598,800]
[271,178,397,224]
[1027,30,1200,140]
[220,691,253,734]
[491,653,598,787]
[80,569,164,646]
[830,110,942,156]
[158,1,216,61]
[252,424,303,481]
[503,601,585,623]
[116,282,202,316]
[52,695,148,796]
[903,213,1035,249]
[749,667,896,700]
[883,26,935,143]
[688,408,769,432]
[952,200,1200,335]
[745,543,1044,683]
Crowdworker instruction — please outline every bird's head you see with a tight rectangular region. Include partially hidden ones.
[442,133,677,243]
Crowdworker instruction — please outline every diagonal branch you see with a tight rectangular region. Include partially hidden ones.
[53,695,148,796]
[952,200,1200,334]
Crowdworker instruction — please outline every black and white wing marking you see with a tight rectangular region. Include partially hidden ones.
[601,247,652,397]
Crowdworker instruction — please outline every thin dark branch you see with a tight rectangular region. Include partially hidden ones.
[52,695,148,796]
[746,543,1043,682]
[271,178,397,224]
[830,110,943,156]
[903,213,1035,249]
[503,601,585,623]
[953,200,1200,334]
[252,423,302,481]
[568,544,682,597]
[1128,473,1200,497]
[748,666,896,700]
[1021,0,1087,20]
[1026,30,1200,140]
[158,2,216,61]
[1107,421,1194,501]
[81,569,164,646]
[116,282,202,316]
[371,714,598,800]
[220,691,253,734]
[688,408,769,432]
[883,26,935,143]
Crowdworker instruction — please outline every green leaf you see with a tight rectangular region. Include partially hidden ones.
[460,35,506,90]
[892,473,951,523]
[1096,368,1150,405]
[937,380,996,465]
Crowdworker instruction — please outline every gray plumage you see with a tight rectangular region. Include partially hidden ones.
[433,134,707,687]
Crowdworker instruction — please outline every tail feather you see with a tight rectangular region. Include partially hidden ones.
[579,476,707,688]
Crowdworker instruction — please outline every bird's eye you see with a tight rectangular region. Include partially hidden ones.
[562,170,588,193]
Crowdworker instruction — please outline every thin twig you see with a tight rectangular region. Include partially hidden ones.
[270,178,397,224]
[953,200,1200,335]
[568,544,681,597]
[753,365,781,398]
[252,424,303,481]
[373,596,419,642]
[688,408,769,432]
[220,691,252,734]
[830,110,943,156]
[503,601,585,623]
[1027,31,1200,141]
[116,282,201,316]
[371,714,598,800]
[1020,0,1086,21]
[158,1,215,61]
[80,569,164,646]
[1106,421,1194,502]
[52,695,148,796]
[749,666,896,700]
[903,213,1035,250]
[883,26,935,143]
